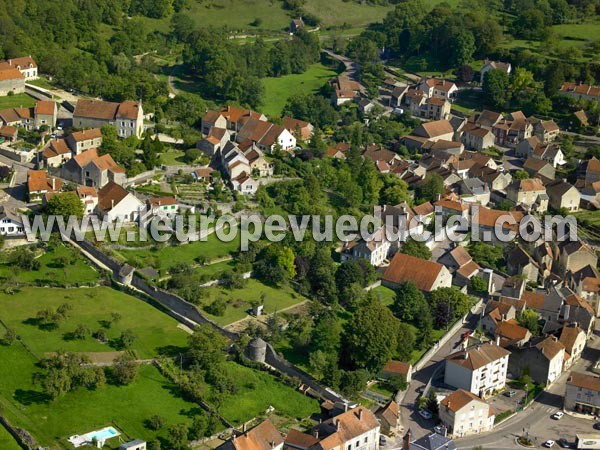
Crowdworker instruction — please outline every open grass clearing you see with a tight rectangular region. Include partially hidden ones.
[0,93,36,109]
[261,63,338,118]
[0,243,99,287]
[198,279,307,326]
[0,424,21,450]
[0,287,189,359]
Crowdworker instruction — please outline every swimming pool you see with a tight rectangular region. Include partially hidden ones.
[68,426,120,447]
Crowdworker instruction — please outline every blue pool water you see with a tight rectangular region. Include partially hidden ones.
[90,427,118,441]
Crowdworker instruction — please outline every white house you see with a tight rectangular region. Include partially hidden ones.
[231,172,259,195]
[0,206,24,236]
[444,342,511,398]
[480,59,512,83]
[97,181,144,222]
[439,389,495,437]
[565,371,600,416]
[76,186,98,216]
[341,225,392,267]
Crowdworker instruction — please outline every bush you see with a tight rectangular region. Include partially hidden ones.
[205,297,227,316]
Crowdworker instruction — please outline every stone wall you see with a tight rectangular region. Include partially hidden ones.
[0,78,25,96]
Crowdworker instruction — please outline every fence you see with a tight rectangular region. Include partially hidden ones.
[123,169,158,187]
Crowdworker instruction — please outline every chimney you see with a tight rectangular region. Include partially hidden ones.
[313,430,319,439]
[335,419,340,431]
[496,335,501,346]
[243,422,247,433]
[358,409,363,420]
[111,199,115,209]
[51,177,56,191]
[463,349,469,360]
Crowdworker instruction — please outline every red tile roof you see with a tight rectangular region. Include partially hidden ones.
[383,253,446,292]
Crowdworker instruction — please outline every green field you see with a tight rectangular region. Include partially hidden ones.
[198,278,307,325]
[159,148,186,166]
[113,231,241,270]
[261,63,337,117]
[218,363,317,423]
[372,285,396,307]
[0,243,99,287]
[0,425,21,450]
[0,287,188,359]
[554,22,600,41]
[0,93,36,109]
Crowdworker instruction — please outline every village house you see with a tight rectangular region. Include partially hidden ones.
[66,128,103,155]
[565,372,600,416]
[461,126,495,151]
[42,139,72,168]
[480,301,517,335]
[219,419,283,450]
[439,389,495,437]
[290,17,305,33]
[220,141,252,179]
[560,82,600,102]
[422,140,464,157]
[285,406,380,450]
[73,99,144,139]
[61,148,126,188]
[341,225,392,267]
[508,335,565,386]
[76,186,98,215]
[468,110,504,130]
[480,59,512,83]
[390,85,409,108]
[568,265,600,316]
[283,116,314,141]
[0,68,25,96]
[33,100,57,129]
[470,166,512,192]
[97,181,144,222]
[0,56,37,80]
[380,360,413,383]
[495,319,531,348]
[556,240,598,277]
[417,78,458,100]
[383,252,452,292]
[119,440,146,450]
[506,178,548,212]
[559,325,586,369]
[531,118,560,143]
[376,401,400,437]
[444,342,511,398]
[331,76,363,106]
[404,120,455,151]
[522,157,556,182]
[27,169,61,202]
[245,147,274,177]
[0,206,24,236]
[236,117,296,153]
[506,244,539,283]
[192,167,215,183]
[402,430,457,450]
[438,246,480,287]
[546,180,580,212]
[433,197,469,223]
[0,124,17,143]
[146,196,179,218]
[585,158,600,187]
[492,112,533,148]
[231,172,259,195]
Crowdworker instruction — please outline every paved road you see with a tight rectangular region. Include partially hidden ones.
[322,49,362,86]
[399,309,484,438]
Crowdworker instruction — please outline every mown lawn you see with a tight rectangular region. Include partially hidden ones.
[261,63,337,117]
[0,287,188,359]
[303,0,393,29]
[159,149,186,166]
[554,21,600,41]
[0,243,99,287]
[219,363,318,423]
[0,93,36,109]
[0,424,21,450]
[372,285,396,308]
[198,279,307,326]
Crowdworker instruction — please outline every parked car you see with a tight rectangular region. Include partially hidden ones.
[379,436,387,446]
[418,409,433,420]
[503,390,516,397]
[543,440,556,448]
[594,422,600,430]
[461,331,473,340]
[557,439,573,448]
[552,411,564,420]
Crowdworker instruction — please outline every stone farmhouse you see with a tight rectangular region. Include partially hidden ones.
[73,99,144,138]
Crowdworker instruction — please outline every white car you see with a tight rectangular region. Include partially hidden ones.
[418,409,433,420]
[552,411,564,420]
[543,440,556,448]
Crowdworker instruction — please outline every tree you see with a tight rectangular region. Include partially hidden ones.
[470,276,488,293]
[2,327,16,345]
[168,423,189,450]
[45,192,84,219]
[73,323,90,340]
[401,238,432,260]
[450,30,475,66]
[392,281,427,322]
[189,414,208,440]
[119,329,136,348]
[456,65,475,82]
[468,242,503,271]
[517,309,540,336]
[112,351,139,385]
[188,324,228,371]
[429,287,471,328]
[342,294,403,372]
[11,247,41,271]
[418,173,444,203]
[148,415,166,431]
[388,373,408,392]
[483,69,510,109]
[514,170,529,180]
